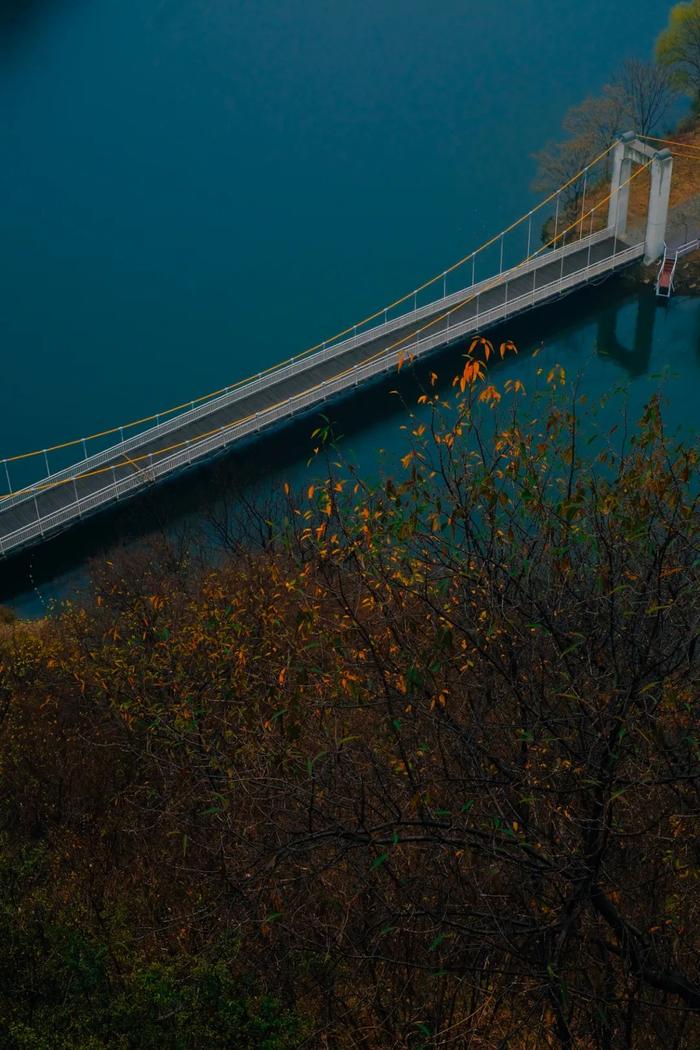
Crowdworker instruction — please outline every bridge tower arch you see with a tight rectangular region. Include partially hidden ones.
[607,131,673,265]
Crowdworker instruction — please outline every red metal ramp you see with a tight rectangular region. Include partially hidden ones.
[657,257,675,296]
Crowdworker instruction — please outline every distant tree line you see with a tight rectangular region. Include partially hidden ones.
[657,0,700,97]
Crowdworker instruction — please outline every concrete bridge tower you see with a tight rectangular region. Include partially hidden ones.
[607,131,673,264]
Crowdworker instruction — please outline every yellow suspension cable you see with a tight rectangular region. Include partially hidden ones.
[1,158,650,508]
[348,159,651,373]
[2,140,616,467]
[668,150,700,162]
[639,134,700,153]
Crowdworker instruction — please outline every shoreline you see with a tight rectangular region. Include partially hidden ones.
[625,254,700,295]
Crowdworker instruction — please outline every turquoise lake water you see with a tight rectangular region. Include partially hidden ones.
[2,0,698,611]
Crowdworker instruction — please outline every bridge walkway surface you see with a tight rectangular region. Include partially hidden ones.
[0,229,644,559]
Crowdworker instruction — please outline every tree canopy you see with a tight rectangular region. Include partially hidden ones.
[657,0,700,95]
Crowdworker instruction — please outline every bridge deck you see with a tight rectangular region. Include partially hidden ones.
[0,229,644,558]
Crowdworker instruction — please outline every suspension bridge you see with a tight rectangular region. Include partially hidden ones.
[0,133,683,559]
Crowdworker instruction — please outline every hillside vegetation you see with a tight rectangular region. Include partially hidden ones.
[1,353,700,1047]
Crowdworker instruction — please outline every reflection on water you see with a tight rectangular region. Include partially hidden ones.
[596,289,657,379]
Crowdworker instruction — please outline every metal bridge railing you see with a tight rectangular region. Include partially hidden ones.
[0,239,645,559]
[0,135,637,494]
[0,226,618,516]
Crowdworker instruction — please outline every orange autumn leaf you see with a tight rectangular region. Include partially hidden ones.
[478,385,502,406]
